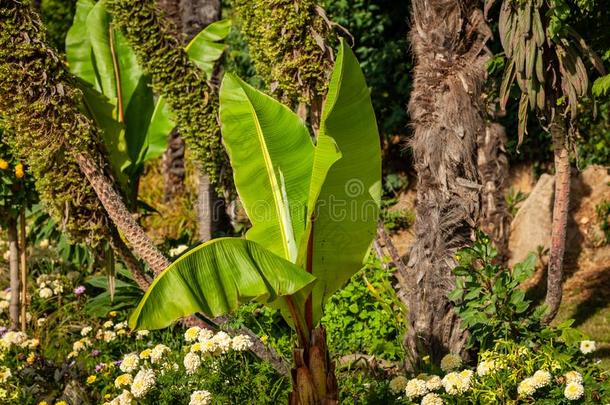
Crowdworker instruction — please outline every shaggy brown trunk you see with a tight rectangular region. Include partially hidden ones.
[477,123,510,259]
[75,152,171,274]
[8,220,20,330]
[398,0,488,368]
[543,115,570,323]
[19,208,27,331]
[162,129,186,202]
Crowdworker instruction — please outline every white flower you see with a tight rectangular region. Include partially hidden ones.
[405,378,428,399]
[150,344,170,364]
[37,317,46,326]
[27,338,39,349]
[564,382,584,400]
[169,245,188,257]
[110,390,133,405]
[425,375,442,391]
[212,331,232,354]
[115,373,133,388]
[131,368,156,398]
[0,367,11,383]
[120,353,140,373]
[183,352,201,375]
[532,370,552,388]
[39,287,53,299]
[39,239,49,249]
[114,321,128,331]
[103,330,117,342]
[0,300,9,311]
[565,371,583,384]
[421,392,444,405]
[135,330,149,340]
[184,326,201,342]
[517,378,536,397]
[476,360,495,377]
[81,326,93,336]
[103,320,114,329]
[388,376,408,394]
[231,335,253,351]
[73,340,85,352]
[51,279,63,295]
[200,338,218,354]
[189,390,212,405]
[442,371,471,395]
[440,353,462,372]
[198,328,214,342]
[1,331,27,348]
[580,340,596,354]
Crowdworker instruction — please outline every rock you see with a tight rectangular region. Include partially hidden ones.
[508,173,555,267]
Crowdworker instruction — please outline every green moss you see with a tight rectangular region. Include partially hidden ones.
[232,0,334,107]
[0,0,109,245]
[105,0,227,190]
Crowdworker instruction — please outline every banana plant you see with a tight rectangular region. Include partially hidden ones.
[128,39,381,404]
[66,0,230,199]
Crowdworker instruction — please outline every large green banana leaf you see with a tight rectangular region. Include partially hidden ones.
[143,19,232,161]
[128,238,316,330]
[219,73,314,263]
[66,0,155,198]
[305,39,382,324]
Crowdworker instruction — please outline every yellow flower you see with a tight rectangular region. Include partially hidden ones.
[108,311,118,318]
[26,353,36,364]
[104,394,111,400]
[86,375,97,384]
[37,402,48,405]
[140,348,152,359]
[260,335,269,345]
[0,159,8,170]
[56,401,68,405]
[14,163,24,179]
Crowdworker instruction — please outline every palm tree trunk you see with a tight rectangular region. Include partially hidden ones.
[162,129,186,202]
[398,0,488,368]
[543,114,570,323]
[75,152,171,274]
[8,220,20,330]
[477,123,510,259]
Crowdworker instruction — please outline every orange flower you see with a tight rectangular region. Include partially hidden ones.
[14,163,24,178]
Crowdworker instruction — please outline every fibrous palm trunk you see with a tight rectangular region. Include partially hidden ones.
[398,0,488,368]
[543,114,570,323]
[8,220,20,330]
[477,123,510,259]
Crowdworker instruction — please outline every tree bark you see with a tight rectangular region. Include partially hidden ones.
[8,220,20,330]
[399,0,488,368]
[543,115,570,324]
[75,152,171,275]
[19,209,27,331]
[477,123,510,259]
[162,129,186,202]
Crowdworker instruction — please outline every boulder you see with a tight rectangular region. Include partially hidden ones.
[508,173,554,266]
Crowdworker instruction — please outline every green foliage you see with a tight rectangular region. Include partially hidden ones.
[321,0,410,138]
[129,40,381,336]
[39,0,76,52]
[0,136,36,224]
[231,0,334,107]
[449,231,545,350]
[322,257,406,361]
[595,199,610,244]
[592,74,610,97]
[105,0,228,190]
[505,188,528,217]
[0,0,110,245]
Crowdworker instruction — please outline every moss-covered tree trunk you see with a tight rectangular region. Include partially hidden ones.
[8,220,20,330]
[398,0,488,368]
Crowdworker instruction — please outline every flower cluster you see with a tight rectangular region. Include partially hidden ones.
[35,274,66,299]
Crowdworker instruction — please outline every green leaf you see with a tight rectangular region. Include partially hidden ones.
[592,74,610,97]
[141,98,174,161]
[66,0,98,89]
[305,39,382,323]
[220,74,314,262]
[129,238,316,330]
[186,19,231,78]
